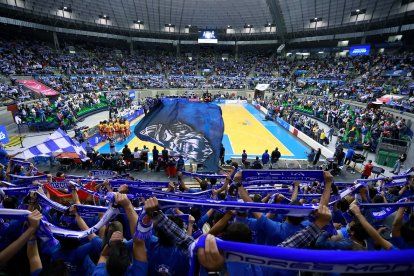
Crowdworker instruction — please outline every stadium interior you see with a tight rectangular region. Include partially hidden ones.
[0,0,414,275]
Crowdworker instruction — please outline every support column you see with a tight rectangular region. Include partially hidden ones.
[130,40,134,55]
[52,32,59,51]
[361,36,366,44]
[176,41,180,58]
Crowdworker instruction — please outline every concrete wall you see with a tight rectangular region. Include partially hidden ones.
[0,105,17,133]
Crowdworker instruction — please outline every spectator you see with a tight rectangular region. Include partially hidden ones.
[306,149,316,167]
[361,160,373,179]
[392,153,407,175]
[270,147,281,169]
[251,156,263,169]
[261,149,270,169]
[345,147,356,166]
[313,148,322,166]
[177,155,185,172]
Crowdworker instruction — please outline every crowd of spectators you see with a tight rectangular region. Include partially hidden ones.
[1,155,413,275]
[14,93,105,130]
[0,37,413,117]
[259,91,412,156]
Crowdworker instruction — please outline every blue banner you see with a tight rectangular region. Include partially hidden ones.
[134,98,224,172]
[123,109,144,122]
[242,170,324,183]
[294,70,308,76]
[129,90,135,100]
[90,170,117,178]
[382,70,409,77]
[297,78,345,85]
[0,125,9,144]
[276,117,290,130]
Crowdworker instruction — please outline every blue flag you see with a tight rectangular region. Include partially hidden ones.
[134,98,224,172]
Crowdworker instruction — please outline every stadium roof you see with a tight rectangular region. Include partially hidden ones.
[0,0,413,38]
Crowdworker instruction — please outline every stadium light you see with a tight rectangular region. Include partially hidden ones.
[186,25,191,28]
[265,23,275,27]
[351,8,366,16]
[227,25,232,29]
[59,6,72,12]
[165,23,174,27]
[244,24,253,28]
[310,17,322,23]
[318,51,324,54]
[133,20,143,24]
[99,14,109,19]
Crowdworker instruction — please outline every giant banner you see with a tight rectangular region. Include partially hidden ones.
[134,98,224,172]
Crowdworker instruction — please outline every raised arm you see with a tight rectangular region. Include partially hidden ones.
[27,233,42,274]
[278,205,331,248]
[291,181,300,202]
[213,167,236,195]
[116,193,146,262]
[177,172,190,192]
[0,210,42,266]
[145,197,194,257]
[238,184,262,220]
[350,203,393,250]
[320,171,333,206]
[208,211,233,236]
[391,206,406,238]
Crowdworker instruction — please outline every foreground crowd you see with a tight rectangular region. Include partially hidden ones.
[0,155,413,275]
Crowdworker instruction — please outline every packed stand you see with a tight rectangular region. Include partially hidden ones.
[0,153,414,276]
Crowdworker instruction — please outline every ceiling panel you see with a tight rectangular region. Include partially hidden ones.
[0,0,408,34]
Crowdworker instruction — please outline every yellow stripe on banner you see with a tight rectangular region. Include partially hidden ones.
[4,135,25,148]
[220,104,293,156]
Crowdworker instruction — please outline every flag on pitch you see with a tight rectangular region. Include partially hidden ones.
[134,98,224,172]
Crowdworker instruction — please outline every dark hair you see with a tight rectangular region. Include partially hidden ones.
[252,194,262,203]
[103,221,124,247]
[12,165,22,174]
[200,180,208,191]
[388,187,400,196]
[3,197,18,209]
[231,162,238,169]
[217,192,226,201]
[372,194,384,203]
[350,221,369,242]
[331,184,339,195]
[210,178,217,185]
[106,241,130,276]
[401,214,414,244]
[287,200,304,225]
[55,236,81,250]
[190,207,201,222]
[56,171,64,177]
[39,260,69,276]
[158,216,184,247]
[212,212,225,226]
[221,222,252,244]
[336,198,350,212]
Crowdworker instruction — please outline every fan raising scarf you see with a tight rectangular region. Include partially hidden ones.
[189,235,414,275]
[0,200,119,239]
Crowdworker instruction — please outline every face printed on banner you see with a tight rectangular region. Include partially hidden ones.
[140,121,213,162]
